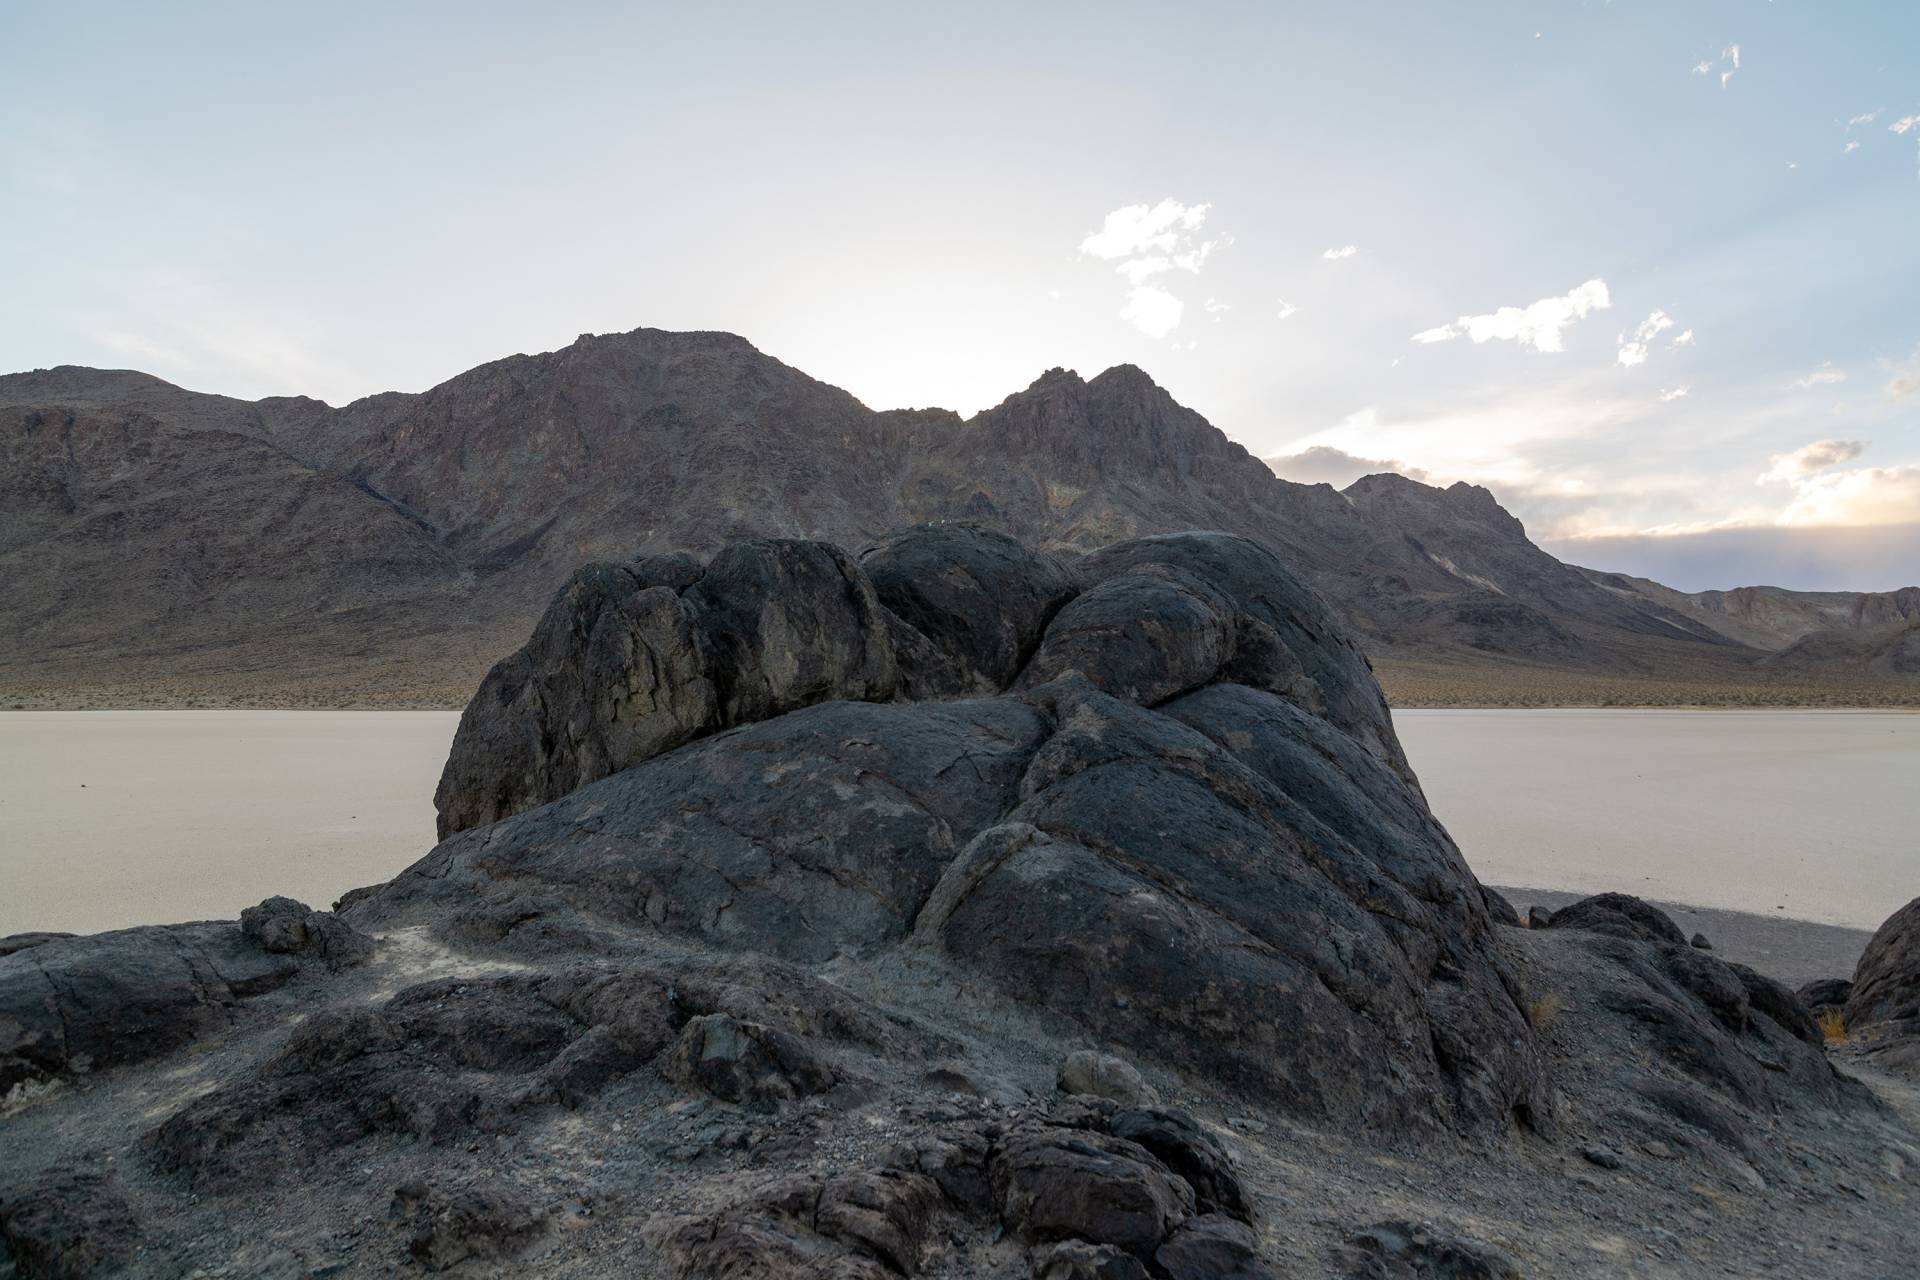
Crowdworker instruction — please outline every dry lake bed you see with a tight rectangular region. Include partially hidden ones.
[2,707,1915,939]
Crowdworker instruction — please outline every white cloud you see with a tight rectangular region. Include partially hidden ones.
[1670,329,1694,348]
[1617,310,1675,367]
[1119,285,1184,339]
[1276,299,1300,320]
[1203,297,1230,322]
[1891,116,1920,135]
[1693,60,1713,77]
[1658,386,1689,402]
[1777,465,1920,527]
[1410,278,1611,353]
[1757,438,1865,485]
[1115,257,1172,285]
[1791,362,1848,389]
[1080,199,1211,260]
[1081,199,1223,339]
[1844,141,1862,155]
[1321,245,1358,260]
[1848,110,1882,128]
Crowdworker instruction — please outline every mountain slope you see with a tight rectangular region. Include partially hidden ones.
[1,327,1913,707]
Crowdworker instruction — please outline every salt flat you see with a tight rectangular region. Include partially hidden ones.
[1398,708,1920,930]
[0,711,458,936]
[1,707,1914,938]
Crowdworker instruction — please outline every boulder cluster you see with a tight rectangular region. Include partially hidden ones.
[405,527,1539,1136]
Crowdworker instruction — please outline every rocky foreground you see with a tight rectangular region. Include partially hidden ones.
[4,527,1919,1278]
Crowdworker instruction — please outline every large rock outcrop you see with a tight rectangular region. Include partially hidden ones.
[1845,895,1920,1072]
[388,528,1540,1135]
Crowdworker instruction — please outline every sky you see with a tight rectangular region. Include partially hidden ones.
[3,1,1916,591]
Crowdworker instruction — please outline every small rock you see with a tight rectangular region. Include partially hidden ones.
[1156,1214,1276,1279]
[1580,1145,1623,1170]
[1059,1050,1159,1107]
[1348,1220,1520,1279]
[1035,1239,1151,1279]
[1691,933,1712,950]
[658,1012,835,1109]
[1527,905,1554,930]
[1226,1116,1268,1135]
[1641,1141,1679,1160]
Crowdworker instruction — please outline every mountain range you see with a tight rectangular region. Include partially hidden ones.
[3,327,1915,707]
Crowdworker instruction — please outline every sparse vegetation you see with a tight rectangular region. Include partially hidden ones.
[1817,1008,1849,1044]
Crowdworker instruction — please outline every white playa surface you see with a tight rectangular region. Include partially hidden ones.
[1398,708,1920,930]
[1,707,1914,937]
[1,711,458,936]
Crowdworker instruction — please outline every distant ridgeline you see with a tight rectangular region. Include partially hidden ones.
[0,328,1914,707]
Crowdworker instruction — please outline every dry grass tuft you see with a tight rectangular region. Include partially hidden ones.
[1816,1008,1848,1045]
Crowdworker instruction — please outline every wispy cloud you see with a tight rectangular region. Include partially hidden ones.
[1321,245,1358,260]
[1696,44,1740,89]
[1891,116,1920,136]
[1847,110,1883,128]
[1844,141,1861,155]
[1670,329,1695,348]
[1265,444,1428,487]
[1758,439,1864,484]
[1276,299,1300,320]
[1081,199,1225,338]
[1791,362,1848,389]
[1410,278,1611,353]
[1658,386,1689,402]
[1617,311,1675,367]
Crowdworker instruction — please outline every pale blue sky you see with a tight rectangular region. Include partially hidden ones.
[4,1,1916,589]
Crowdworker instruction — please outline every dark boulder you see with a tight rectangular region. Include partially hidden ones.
[1,915,319,1093]
[391,1181,547,1272]
[1798,977,1853,1016]
[1155,1214,1276,1280]
[1848,895,1920,1031]
[993,1124,1195,1254]
[860,523,1078,692]
[1346,1220,1520,1279]
[1106,1108,1252,1223]
[1058,1050,1159,1107]
[433,557,722,836]
[387,697,1049,962]
[1019,562,1239,706]
[0,933,73,959]
[1067,533,1413,786]
[930,681,1543,1132]
[1544,893,1688,946]
[1480,887,1520,927]
[1036,1240,1153,1279]
[239,896,373,970]
[685,538,903,724]
[0,1171,141,1280]
[658,1012,836,1108]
